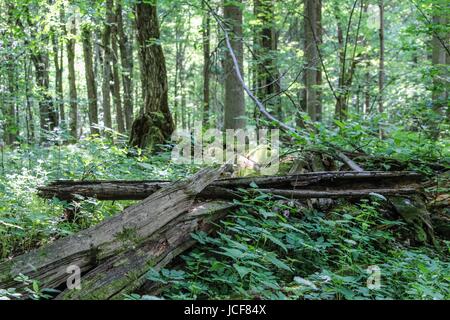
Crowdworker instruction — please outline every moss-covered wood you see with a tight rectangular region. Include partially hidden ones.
[0,167,224,292]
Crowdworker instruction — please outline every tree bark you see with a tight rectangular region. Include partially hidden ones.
[52,31,64,126]
[202,2,211,128]
[38,171,423,201]
[67,17,78,141]
[102,0,114,130]
[116,2,134,132]
[254,0,280,113]
[81,25,100,135]
[431,2,449,116]
[129,0,174,150]
[224,0,246,129]
[111,7,125,134]
[378,0,385,115]
[55,200,235,300]
[315,0,322,120]
[32,52,58,140]
[304,0,318,121]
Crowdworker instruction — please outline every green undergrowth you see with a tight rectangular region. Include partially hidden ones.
[139,193,450,300]
[0,136,197,260]
[0,118,448,300]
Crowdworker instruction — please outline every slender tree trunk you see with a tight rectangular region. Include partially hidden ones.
[52,32,64,126]
[335,13,345,120]
[111,9,125,134]
[116,2,134,132]
[431,4,448,116]
[53,8,65,125]
[81,25,99,135]
[32,52,57,140]
[304,0,318,121]
[202,3,211,128]
[67,17,78,141]
[129,0,174,150]
[254,0,280,114]
[224,0,246,130]
[378,0,385,115]
[315,0,322,121]
[4,63,16,145]
[174,15,187,129]
[24,60,35,142]
[173,30,180,128]
[102,0,114,130]
[297,15,307,126]
[362,4,370,115]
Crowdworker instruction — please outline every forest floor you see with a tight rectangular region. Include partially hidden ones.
[0,119,449,300]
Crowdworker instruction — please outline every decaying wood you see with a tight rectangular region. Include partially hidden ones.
[0,167,225,292]
[56,201,235,300]
[38,171,423,201]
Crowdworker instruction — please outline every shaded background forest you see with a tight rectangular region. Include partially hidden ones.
[0,0,448,146]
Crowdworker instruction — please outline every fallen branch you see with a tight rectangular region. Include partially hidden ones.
[38,171,423,201]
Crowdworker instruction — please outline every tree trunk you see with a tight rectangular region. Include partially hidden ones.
[254,0,280,114]
[431,3,448,116]
[129,0,174,150]
[102,0,114,131]
[378,0,385,115]
[315,0,322,121]
[32,52,58,140]
[304,0,318,121]
[52,32,64,126]
[111,9,125,134]
[116,2,134,132]
[24,60,35,142]
[81,25,100,135]
[67,17,78,141]
[224,0,246,130]
[38,171,423,201]
[202,2,211,128]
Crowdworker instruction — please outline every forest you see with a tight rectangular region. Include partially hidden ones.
[0,0,448,301]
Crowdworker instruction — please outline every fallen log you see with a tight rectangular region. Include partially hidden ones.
[38,171,423,201]
[0,167,225,292]
[56,200,235,300]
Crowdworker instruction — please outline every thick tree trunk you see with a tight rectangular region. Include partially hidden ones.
[116,2,134,132]
[224,0,246,130]
[102,0,114,130]
[81,25,100,135]
[67,17,78,141]
[129,0,174,150]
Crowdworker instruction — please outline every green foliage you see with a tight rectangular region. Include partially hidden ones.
[0,137,197,259]
[143,194,449,300]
